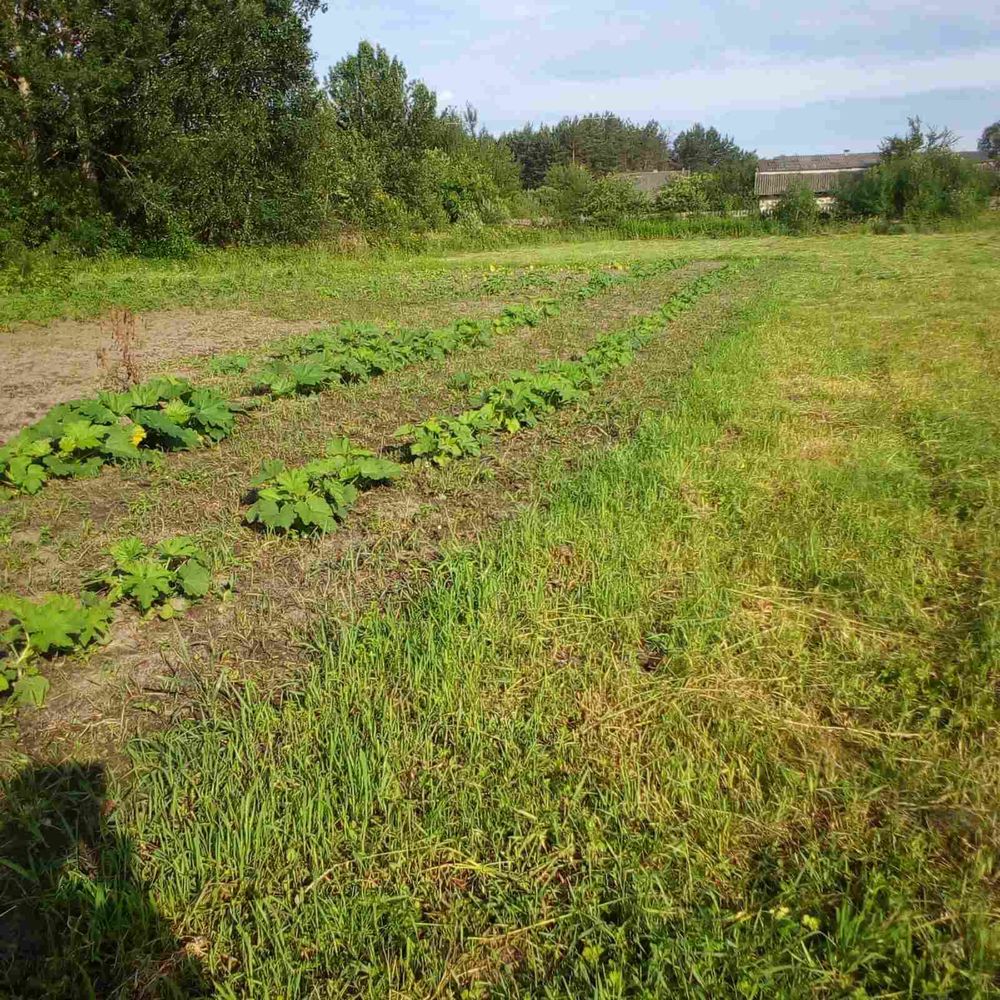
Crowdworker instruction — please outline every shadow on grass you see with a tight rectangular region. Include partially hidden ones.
[0,762,207,999]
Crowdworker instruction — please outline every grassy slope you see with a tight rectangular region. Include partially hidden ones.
[2,229,998,997]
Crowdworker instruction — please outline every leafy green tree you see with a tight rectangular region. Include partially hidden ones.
[432,147,512,226]
[835,170,884,218]
[559,113,669,174]
[324,41,443,225]
[325,42,440,162]
[2,0,324,249]
[321,44,520,231]
[704,157,759,209]
[582,176,647,224]
[502,124,562,188]
[979,121,1000,160]
[537,163,594,223]
[673,124,752,172]
[879,116,956,161]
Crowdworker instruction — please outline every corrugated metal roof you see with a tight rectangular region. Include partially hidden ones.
[757,153,880,171]
[754,171,862,196]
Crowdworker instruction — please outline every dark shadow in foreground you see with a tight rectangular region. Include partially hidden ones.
[0,762,208,999]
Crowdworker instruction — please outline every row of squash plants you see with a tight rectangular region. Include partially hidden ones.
[395,263,748,466]
[245,262,750,535]
[1,258,729,708]
[0,260,681,499]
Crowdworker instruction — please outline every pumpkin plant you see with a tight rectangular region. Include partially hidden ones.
[245,437,402,535]
[0,594,114,708]
[88,535,214,617]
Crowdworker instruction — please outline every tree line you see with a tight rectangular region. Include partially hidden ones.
[2,5,526,254]
[2,2,998,256]
[1,0,762,255]
[500,119,756,191]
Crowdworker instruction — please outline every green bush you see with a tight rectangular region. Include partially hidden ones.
[581,176,648,225]
[433,149,511,225]
[772,181,821,233]
[837,150,990,222]
[652,174,711,216]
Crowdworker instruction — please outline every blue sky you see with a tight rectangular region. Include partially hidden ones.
[309,2,999,155]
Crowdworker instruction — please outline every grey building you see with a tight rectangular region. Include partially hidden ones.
[755,150,992,212]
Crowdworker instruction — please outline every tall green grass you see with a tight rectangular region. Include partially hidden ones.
[2,231,997,997]
[117,258,998,995]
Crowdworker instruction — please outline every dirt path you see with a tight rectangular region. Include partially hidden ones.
[0,309,322,443]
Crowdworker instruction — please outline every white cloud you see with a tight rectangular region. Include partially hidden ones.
[446,46,1000,123]
[310,1,1000,147]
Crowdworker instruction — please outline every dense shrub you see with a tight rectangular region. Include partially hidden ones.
[653,167,756,218]
[582,176,648,224]
[773,181,821,233]
[837,149,990,222]
[653,174,711,215]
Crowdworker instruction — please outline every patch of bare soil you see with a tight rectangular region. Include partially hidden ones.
[0,309,322,443]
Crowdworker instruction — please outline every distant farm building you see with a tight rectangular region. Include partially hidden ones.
[618,169,685,196]
[754,153,878,212]
[755,150,993,212]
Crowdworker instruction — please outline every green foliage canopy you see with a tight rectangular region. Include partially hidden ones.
[672,123,754,173]
[502,114,672,188]
[979,121,1000,160]
[581,175,648,225]
[838,119,990,221]
[2,0,324,250]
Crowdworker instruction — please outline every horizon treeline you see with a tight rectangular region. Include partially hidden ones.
[3,2,995,257]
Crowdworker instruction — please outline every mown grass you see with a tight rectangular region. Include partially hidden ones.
[6,214,998,328]
[0,248,590,329]
[1,228,998,997]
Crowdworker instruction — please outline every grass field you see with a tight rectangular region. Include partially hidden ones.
[1,225,998,997]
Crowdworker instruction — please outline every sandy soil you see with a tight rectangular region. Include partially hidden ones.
[0,308,321,443]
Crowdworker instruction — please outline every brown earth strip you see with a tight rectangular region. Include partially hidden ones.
[0,266,586,443]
